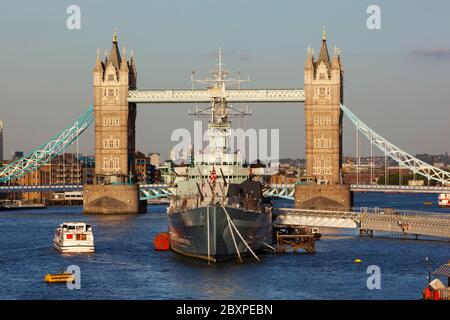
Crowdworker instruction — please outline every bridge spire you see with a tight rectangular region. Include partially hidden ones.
[93,47,103,72]
[107,29,122,71]
[317,27,330,68]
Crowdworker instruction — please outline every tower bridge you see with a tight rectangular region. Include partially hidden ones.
[1,29,450,213]
[84,28,348,213]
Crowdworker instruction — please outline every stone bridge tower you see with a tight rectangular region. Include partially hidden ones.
[83,32,144,214]
[296,29,352,209]
[93,31,137,183]
[304,29,343,184]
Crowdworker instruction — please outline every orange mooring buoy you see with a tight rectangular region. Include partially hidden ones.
[153,232,170,251]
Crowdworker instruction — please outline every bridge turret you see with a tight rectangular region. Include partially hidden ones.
[129,51,137,89]
[93,48,104,86]
[304,46,314,84]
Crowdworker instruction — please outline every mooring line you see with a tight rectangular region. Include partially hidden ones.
[222,205,260,262]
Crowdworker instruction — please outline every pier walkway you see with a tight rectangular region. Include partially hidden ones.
[276,207,450,240]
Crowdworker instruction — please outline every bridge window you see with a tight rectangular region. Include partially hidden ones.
[114,139,120,149]
[316,137,332,149]
[108,74,114,81]
[313,155,332,175]
[314,115,332,126]
[102,117,120,127]
[314,139,320,148]
[319,73,325,80]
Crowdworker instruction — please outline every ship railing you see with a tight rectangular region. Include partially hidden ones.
[169,194,268,213]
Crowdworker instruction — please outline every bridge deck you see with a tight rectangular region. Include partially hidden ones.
[276,208,450,239]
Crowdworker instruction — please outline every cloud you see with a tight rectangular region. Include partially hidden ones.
[412,48,450,59]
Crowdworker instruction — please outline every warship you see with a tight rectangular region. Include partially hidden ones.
[167,52,273,263]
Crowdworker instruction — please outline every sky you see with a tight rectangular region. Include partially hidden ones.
[1,0,450,161]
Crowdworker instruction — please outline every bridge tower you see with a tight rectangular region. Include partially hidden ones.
[296,29,352,209]
[83,32,145,214]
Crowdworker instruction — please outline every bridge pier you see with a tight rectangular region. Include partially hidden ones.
[294,184,352,209]
[83,184,145,214]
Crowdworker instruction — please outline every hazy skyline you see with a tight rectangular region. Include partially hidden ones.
[1,0,450,161]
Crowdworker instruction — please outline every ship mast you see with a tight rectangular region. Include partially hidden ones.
[189,49,251,122]
[189,49,251,165]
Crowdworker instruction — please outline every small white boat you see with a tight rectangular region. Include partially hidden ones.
[53,222,95,253]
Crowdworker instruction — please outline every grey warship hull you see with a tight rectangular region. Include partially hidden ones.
[168,205,272,262]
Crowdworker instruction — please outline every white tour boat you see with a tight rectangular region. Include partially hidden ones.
[53,222,95,253]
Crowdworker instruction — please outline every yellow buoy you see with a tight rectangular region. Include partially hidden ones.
[354,259,362,263]
[44,272,74,283]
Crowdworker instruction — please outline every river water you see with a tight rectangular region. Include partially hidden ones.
[0,193,448,300]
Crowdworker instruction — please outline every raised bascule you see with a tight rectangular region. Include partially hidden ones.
[2,30,450,213]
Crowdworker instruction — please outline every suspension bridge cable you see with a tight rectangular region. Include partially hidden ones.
[341,104,450,185]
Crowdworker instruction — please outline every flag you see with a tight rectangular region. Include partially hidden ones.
[210,166,217,183]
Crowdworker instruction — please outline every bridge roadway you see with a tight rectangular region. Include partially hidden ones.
[2,183,450,195]
[267,184,450,196]
[0,184,171,197]
[276,207,450,239]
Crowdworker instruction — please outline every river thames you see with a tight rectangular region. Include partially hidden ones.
[0,193,449,300]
